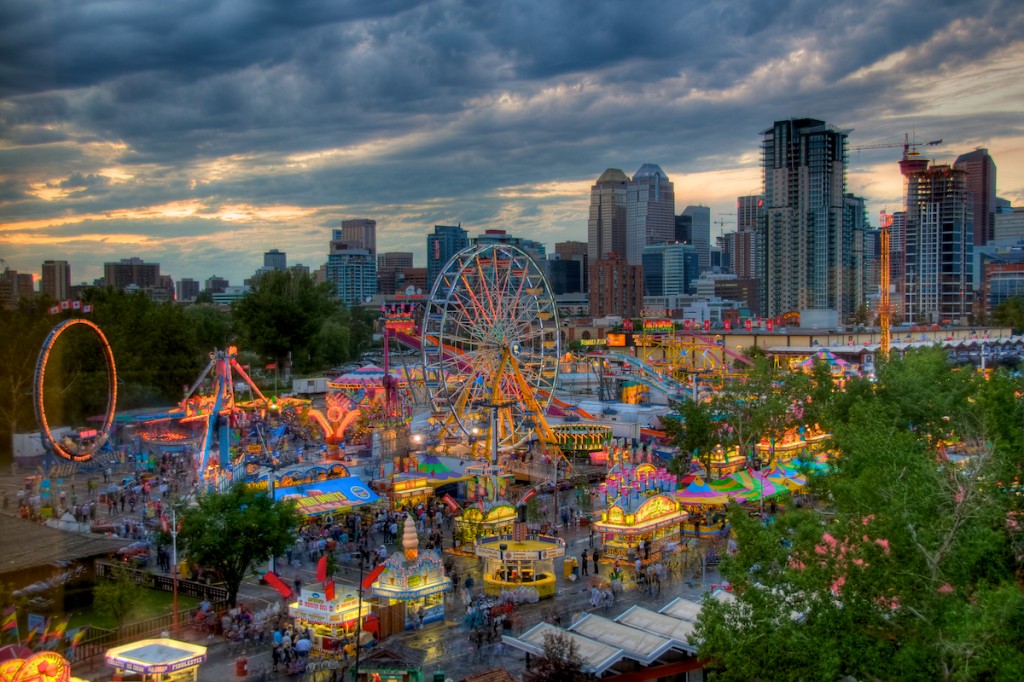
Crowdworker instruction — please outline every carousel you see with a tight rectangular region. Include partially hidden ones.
[370,515,452,629]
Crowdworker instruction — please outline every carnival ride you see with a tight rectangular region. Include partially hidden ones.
[33,318,117,462]
[178,346,268,484]
[421,244,565,466]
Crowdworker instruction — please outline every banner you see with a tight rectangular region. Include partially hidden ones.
[441,494,461,512]
[316,556,327,583]
[517,488,537,506]
[324,579,335,601]
[262,571,293,599]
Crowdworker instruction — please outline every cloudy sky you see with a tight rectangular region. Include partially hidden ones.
[2,0,1023,287]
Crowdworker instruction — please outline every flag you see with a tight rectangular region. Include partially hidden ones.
[82,304,93,313]
[70,627,87,649]
[324,580,335,601]
[316,556,327,583]
[517,488,537,506]
[262,571,293,599]
[160,514,170,533]
[362,564,386,590]
[46,616,70,645]
[1,606,15,632]
[441,494,460,513]
[265,362,277,370]
[48,306,60,315]
[72,300,81,310]
[24,617,49,647]
[60,300,70,310]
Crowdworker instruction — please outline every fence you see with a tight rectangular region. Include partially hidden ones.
[95,560,229,602]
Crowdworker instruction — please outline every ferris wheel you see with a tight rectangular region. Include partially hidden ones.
[423,243,560,451]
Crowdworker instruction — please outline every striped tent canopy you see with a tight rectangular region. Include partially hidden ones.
[673,476,733,506]
[730,469,781,500]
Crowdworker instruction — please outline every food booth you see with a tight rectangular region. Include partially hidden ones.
[593,493,686,567]
[370,516,452,629]
[387,475,433,509]
[104,638,207,681]
[453,502,517,554]
[288,586,372,656]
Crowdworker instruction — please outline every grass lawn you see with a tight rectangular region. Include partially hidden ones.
[68,589,199,632]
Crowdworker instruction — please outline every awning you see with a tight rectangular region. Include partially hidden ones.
[273,476,381,515]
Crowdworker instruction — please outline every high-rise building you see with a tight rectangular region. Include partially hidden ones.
[588,169,629,266]
[590,253,644,319]
[377,252,414,296]
[427,224,469,290]
[642,243,699,296]
[41,259,71,301]
[994,207,1024,242]
[205,275,229,293]
[555,241,588,292]
[843,194,869,309]
[104,257,161,291]
[953,149,996,246]
[326,247,377,306]
[626,164,675,265]
[264,249,287,270]
[0,269,34,309]
[337,219,377,254]
[761,118,854,323]
[682,206,710,273]
[547,259,583,295]
[177,278,200,302]
[730,195,764,280]
[900,157,973,324]
[472,229,546,263]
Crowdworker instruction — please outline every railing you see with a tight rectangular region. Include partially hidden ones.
[95,560,229,602]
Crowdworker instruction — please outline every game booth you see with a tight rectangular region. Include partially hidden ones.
[273,475,382,518]
[592,493,687,567]
[288,585,374,658]
[370,516,452,629]
[104,638,207,681]
[475,528,565,599]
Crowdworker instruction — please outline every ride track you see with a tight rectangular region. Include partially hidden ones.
[33,318,117,462]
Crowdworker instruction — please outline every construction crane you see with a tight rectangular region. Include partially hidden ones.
[851,133,942,159]
[878,211,893,358]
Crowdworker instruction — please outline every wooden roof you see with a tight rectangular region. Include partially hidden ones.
[0,513,129,578]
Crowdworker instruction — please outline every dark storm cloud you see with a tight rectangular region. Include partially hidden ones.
[2,0,1023,283]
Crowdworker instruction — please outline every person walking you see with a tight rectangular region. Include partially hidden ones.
[592,547,600,575]
[580,549,589,576]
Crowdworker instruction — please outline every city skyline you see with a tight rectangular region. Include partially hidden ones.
[2,0,1023,285]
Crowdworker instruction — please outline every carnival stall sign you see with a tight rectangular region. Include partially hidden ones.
[383,474,433,509]
[104,639,207,682]
[552,424,613,455]
[754,426,830,464]
[453,502,517,554]
[475,527,565,599]
[274,476,381,517]
[592,493,686,566]
[370,516,451,629]
[288,586,372,654]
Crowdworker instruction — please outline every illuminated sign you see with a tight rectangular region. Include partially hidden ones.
[579,338,606,346]
[643,319,674,332]
[635,495,678,524]
[607,334,627,347]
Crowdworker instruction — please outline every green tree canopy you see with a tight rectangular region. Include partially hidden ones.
[992,296,1024,333]
[178,484,303,606]
[692,350,1024,680]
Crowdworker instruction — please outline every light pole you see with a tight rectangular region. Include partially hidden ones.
[171,507,179,629]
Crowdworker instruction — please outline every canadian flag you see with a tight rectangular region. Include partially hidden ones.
[60,300,70,310]
[82,304,93,313]
[48,306,60,315]
[72,300,81,310]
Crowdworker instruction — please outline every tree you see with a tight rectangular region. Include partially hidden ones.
[664,399,717,485]
[692,352,1024,680]
[94,564,143,632]
[0,300,59,460]
[993,296,1024,333]
[232,269,340,375]
[178,485,303,606]
[525,631,590,682]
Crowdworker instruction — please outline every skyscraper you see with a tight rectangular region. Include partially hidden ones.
[264,249,287,270]
[731,195,764,280]
[104,257,160,290]
[41,259,71,300]
[953,149,996,246]
[326,247,376,306]
[555,241,588,292]
[626,164,675,265]
[761,118,853,323]
[590,253,643,319]
[587,169,629,265]
[900,158,973,324]
[337,219,377,254]
[642,243,699,296]
[176,278,200,302]
[682,206,711,273]
[427,224,469,290]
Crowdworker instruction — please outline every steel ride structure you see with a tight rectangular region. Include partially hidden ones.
[422,244,566,468]
[179,346,267,485]
[33,318,117,462]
